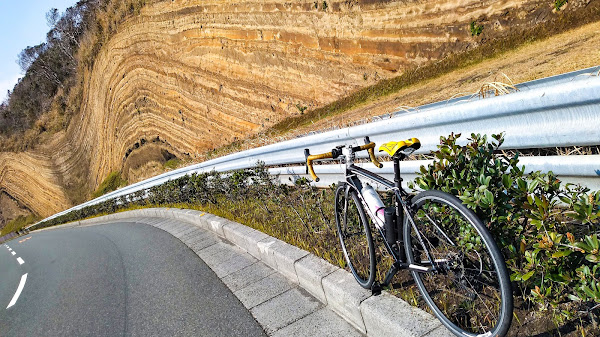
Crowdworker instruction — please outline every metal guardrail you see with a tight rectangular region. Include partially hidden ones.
[29,67,600,226]
[269,155,600,191]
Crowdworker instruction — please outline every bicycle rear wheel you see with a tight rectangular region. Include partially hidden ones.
[404,190,512,337]
[335,183,376,289]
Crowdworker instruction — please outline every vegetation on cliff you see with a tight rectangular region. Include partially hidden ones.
[0,214,39,236]
[91,171,127,198]
[0,0,151,150]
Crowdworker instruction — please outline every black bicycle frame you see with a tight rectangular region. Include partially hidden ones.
[343,160,439,285]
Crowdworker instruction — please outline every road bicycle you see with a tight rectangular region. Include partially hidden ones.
[305,137,513,337]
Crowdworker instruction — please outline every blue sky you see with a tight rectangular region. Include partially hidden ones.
[0,0,76,102]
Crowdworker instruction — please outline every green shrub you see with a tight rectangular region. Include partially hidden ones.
[470,21,484,36]
[555,0,567,11]
[164,158,180,170]
[92,171,127,198]
[295,104,308,114]
[411,133,600,316]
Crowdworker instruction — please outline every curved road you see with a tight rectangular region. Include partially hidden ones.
[0,222,266,337]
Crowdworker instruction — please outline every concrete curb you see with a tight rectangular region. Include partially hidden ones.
[43,208,452,337]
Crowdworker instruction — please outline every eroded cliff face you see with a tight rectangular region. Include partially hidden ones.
[0,152,71,219]
[0,0,570,225]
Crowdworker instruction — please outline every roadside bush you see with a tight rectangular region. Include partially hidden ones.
[411,133,600,319]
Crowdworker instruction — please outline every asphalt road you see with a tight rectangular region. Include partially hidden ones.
[0,222,266,337]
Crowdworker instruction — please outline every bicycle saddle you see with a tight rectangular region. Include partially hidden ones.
[379,138,421,156]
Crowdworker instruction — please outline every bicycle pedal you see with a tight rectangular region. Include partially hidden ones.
[371,281,382,296]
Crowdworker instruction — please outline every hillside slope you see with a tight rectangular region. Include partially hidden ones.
[0,0,597,225]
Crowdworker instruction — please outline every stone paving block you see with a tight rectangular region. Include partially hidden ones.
[250,288,322,334]
[187,236,220,254]
[211,251,258,278]
[223,222,254,248]
[123,210,140,218]
[186,209,212,223]
[179,229,212,245]
[149,217,167,224]
[175,226,204,240]
[234,272,293,309]
[170,209,188,221]
[151,219,170,230]
[142,209,155,217]
[174,209,194,223]
[131,209,145,217]
[270,241,309,284]
[221,262,277,293]
[197,242,242,268]
[256,237,279,269]
[78,219,91,226]
[194,239,230,255]
[156,218,176,228]
[156,208,171,219]
[141,218,163,226]
[193,212,215,230]
[169,209,182,219]
[172,224,199,238]
[163,221,190,235]
[295,254,339,304]
[78,221,95,228]
[360,292,443,337]
[271,307,365,337]
[223,223,269,259]
[189,229,216,242]
[208,217,228,237]
[322,269,371,333]
[119,212,131,219]
[152,219,175,230]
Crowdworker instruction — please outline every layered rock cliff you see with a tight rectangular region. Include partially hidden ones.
[0,0,589,225]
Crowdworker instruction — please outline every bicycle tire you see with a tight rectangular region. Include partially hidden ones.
[335,183,376,289]
[403,190,512,337]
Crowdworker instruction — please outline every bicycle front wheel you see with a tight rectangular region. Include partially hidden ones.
[335,183,376,289]
[404,190,512,337]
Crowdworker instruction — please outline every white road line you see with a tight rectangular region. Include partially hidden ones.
[8,248,12,251]
[6,274,28,309]
[11,251,16,256]
[17,257,24,265]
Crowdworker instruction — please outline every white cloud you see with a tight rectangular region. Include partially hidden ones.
[0,74,23,103]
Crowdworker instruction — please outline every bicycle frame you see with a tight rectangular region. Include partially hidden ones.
[339,145,441,287]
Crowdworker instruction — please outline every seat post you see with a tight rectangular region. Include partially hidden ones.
[392,154,404,189]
